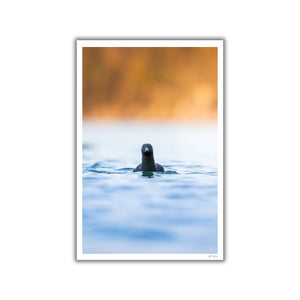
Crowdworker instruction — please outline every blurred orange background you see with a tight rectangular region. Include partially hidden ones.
[83,47,218,121]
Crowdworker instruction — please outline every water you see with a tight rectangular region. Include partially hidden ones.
[82,121,218,254]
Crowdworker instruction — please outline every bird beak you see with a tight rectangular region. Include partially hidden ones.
[144,147,149,153]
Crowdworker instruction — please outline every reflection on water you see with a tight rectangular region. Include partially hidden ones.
[142,171,155,178]
[82,122,218,254]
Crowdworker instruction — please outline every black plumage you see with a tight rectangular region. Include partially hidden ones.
[133,144,164,172]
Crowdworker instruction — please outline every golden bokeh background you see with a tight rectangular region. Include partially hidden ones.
[83,47,218,121]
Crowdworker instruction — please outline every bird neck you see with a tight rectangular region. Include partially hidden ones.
[142,155,155,170]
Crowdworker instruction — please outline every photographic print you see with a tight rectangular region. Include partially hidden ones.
[76,40,223,260]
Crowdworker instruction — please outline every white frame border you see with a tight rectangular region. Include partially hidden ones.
[76,40,224,260]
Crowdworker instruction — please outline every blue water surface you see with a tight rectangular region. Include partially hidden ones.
[82,121,218,254]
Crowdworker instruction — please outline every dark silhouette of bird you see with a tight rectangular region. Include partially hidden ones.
[133,143,164,172]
